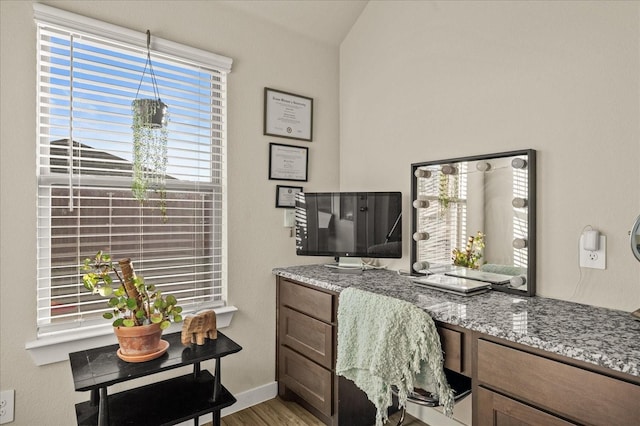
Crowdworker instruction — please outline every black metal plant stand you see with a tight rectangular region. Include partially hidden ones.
[69,331,242,426]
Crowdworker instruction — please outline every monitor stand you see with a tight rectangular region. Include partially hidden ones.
[324,257,363,274]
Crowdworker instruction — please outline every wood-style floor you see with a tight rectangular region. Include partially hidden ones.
[209,397,427,426]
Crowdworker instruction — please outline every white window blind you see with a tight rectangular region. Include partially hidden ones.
[35,6,231,337]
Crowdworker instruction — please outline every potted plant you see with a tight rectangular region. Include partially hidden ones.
[82,251,182,362]
[452,232,485,269]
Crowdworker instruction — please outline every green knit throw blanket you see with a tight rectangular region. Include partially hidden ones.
[336,287,454,426]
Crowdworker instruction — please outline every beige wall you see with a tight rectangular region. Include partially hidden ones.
[0,1,339,424]
[340,0,640,310]
[2,1,640,424]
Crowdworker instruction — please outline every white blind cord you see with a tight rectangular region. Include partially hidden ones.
[68,36,75,212]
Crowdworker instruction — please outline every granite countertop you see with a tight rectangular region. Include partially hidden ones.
[273,264,640,379]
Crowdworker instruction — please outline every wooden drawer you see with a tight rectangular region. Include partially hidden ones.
[438,326,462,373]
[279,345,333,416]
[280,306,333,369]
[279,278,334,323]
[476,387,576,426]
[477,339,640,425]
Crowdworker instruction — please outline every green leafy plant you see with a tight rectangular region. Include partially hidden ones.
[452,232,485,269]
[82,251,182,329]
[438,171,459,213]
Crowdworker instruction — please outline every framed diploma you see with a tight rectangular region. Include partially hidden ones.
[269,143,308,182]
[276,185,303,208]
[264,87,313,141]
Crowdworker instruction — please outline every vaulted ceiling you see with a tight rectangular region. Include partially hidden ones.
[221,0,368,46]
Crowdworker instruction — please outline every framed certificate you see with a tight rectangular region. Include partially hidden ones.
[264,87,313,141]
[276,185,303,208]
[269,143,308,182]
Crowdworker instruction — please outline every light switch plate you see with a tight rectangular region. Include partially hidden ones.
[579,234,606,269]
[283,209,295,227]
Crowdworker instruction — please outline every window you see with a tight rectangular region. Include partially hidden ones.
[416,163,468,268]
[34,4,232,337]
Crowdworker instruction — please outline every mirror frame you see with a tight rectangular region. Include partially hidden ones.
[631,214,640,262]
[410,149,537,297]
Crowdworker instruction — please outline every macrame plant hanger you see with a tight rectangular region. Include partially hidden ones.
[131,29,168,219]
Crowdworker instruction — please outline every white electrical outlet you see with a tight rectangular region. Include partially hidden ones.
[579,234,606,269]
[0,389,15,424]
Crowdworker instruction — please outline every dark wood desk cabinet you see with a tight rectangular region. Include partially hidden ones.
[69,331,242,426]
[275,277,471,426]
[276,276,640,426]
[474,337,640,426]
[277,277,337,424]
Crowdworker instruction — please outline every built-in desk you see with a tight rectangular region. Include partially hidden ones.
[69,331,242,426]
[273,265,640,426]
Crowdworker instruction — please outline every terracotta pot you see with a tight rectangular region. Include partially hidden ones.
[114,322,163,357]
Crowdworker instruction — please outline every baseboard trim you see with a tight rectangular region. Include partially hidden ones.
[174,381,278,425]
[221,381,279,416]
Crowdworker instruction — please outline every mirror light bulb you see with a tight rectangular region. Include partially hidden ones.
[441,165,457,175]
[511,158,527,169]
[510,275,526,287]
[414,169,432,178]
[413,232,430,241]
[476,162,492,172]
[512,197,528,208]
[412,199,430,209]
[413,261,430,272]
[513,238,527,249]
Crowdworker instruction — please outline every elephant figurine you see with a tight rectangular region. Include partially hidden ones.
[181,309,217,346]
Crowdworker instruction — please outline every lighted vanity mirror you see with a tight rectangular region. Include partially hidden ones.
[410,149,536,296]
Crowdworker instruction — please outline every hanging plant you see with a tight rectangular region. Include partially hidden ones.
[131,99,168,198]
[438,173,452,210]
[131,100,168,219]
[438,167,458,215]
[131,30,169,221]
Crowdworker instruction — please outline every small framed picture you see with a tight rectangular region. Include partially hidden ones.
[264,87,313,141]
[269,143,309,182]
[276,185,303,208]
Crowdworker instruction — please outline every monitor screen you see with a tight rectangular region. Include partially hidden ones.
[295,192,402,258]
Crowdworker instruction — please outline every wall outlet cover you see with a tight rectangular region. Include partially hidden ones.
[579,234,606,269]
[0,389,15,424]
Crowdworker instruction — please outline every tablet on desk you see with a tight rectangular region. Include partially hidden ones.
[412,274,491,295]
[445,268,512,285]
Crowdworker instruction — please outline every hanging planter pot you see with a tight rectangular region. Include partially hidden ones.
[132,98,168,129]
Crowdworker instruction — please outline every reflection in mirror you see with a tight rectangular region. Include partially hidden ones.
[411,150,536,296]
[631,214,640,262]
